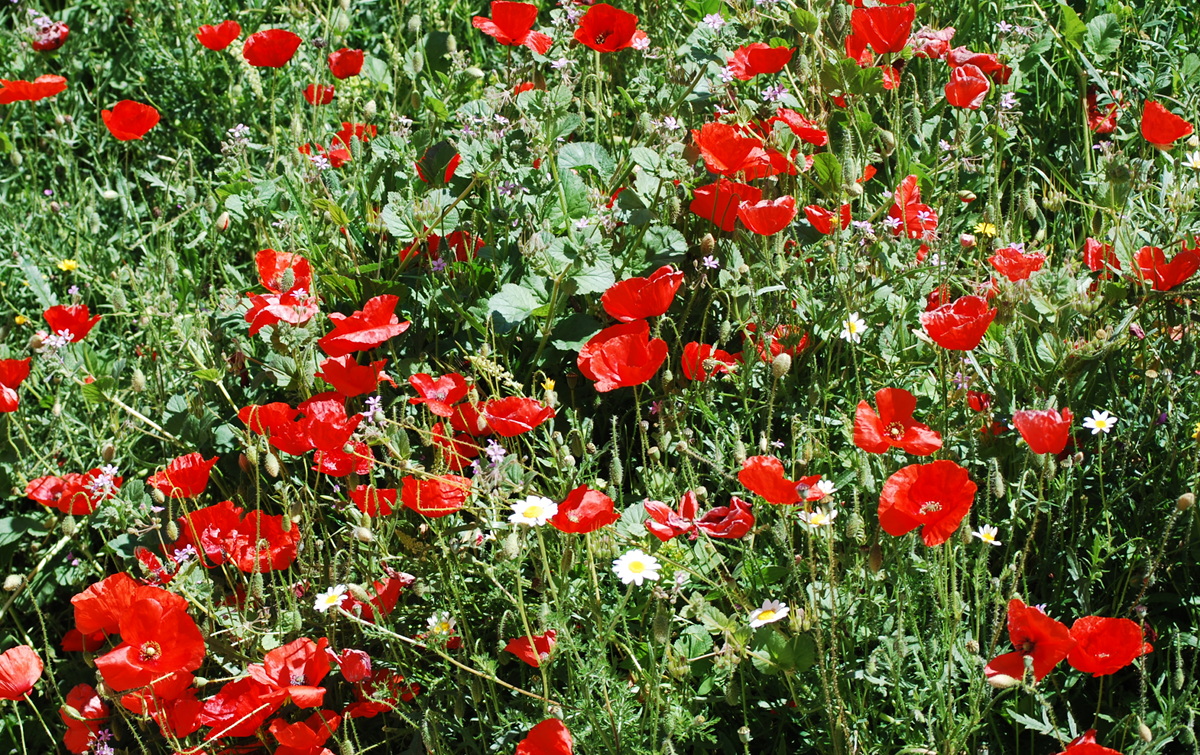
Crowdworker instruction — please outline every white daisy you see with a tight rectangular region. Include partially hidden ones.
[612,549,661,586]
[426,611,456,635]
[1082,410,1118,435]
[1184,151,1200,171]
[840,312,867,344]
[509,495,558,526]
[972,524,1002,546]
[313,584,348,612]
[798,507,838,529]
[748,599,789,628]
[814,479,836,499]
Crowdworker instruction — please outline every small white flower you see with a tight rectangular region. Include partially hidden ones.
[840,313,867,344]
[1082,410,1118,435]
[748,599,789,628]
[972,524,1002,546]
[509,495,558,526]
[314,584,348,612]
[612,549,661,586]
[1184,151,1200,171]
[814,479,836,498]
[798,507,838,529]
[426,611,456,635]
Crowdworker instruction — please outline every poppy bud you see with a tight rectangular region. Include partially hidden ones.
[868,543,883,572]
[958,190,977,203]
[500,530,520,560]
[771,352,792,378]
[340,0,351,9]
[52,401,62,416]
[845,511,865,544]
[3,574,24,591]
[166,521,179,541]
[131,367,146,392]
[215,211,231,232]
[60,704,86,722]
[9,151,22,167]
[1178,492,1195,511]
[987,673,1020,689]
[1139,721,1153,742]
[609,452,624,487]
[250,571,264,603]
[49,201,61,213]
[700,233,716,255]
[150,487,165,505]
[101,443,116,462]
[878,129,896,156]
[101,189,120,201]
[265,452,281,477]
[990,458,1006,499]
[445,33,457,53]
[354,526,374,543]
[652,603,671,643]
[845,182,864,198]
[733,439,746,465]
[465,66,485,79]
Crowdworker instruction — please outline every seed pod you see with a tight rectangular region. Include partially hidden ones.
[166,521,179,541]
[965,639,980,654]
[62,515,77,537]
[1177,492,1195,511]
[738,726,752,744]
[265,453,281,478]
[101,443,116,462]
[771,352,792,379]
[868,543,883,572]
[700,233,715,255]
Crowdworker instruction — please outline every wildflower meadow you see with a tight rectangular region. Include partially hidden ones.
[2,0,1200,752]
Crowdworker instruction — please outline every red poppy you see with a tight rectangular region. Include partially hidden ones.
[93,597,206,692]
[43,304,102,342]
[945,64,990,109]
[303,83,335,105]
[70,574,185,637]
[1013,408,1073,455]
[318,295,411,357]
[255,249,312,293]
[0,645,43,700]
[690,179,763,232]
[344,667,421,716]
[505,630,557,667]
[473,1,553,54]
[408,372,469,416]
[919,295,996,351]
[887,175,939,239]
[197,20,241,50]
[744,323,809,361]
[32,20,69,52]
[270,710,341,755]
[298,393,363,453]
[550,485,619,533]
[878,460,976,546]
[148,453,218,498]
[1083,238,1120,274]
[314,439,374,477]
[481,396,555,437]
[601,265,685,322]
[1086,88,1121,134]
[1059,730,1123,755]
[248,637,331,708]
[101,100,160,141]
[680,342,738,381]
[850,4,915,55]
[577,320,668,392]
[804,203,851,234]
[739,455,824,505]
[245,289,321,335]
[854,388,943,456]
[737,196,797,235]
[27,468,122,515]
[450,401,492,437]
[316,355,394,397]
[335,121,377,148]
[517,718,573,755]
[243,28,303,67]
[0,75,68,104]
[691,123,777,180]
[985,599,1074,682]
[0,358,31,413]
[1135,244,1200,291]
[767,109,827,147]
[697,496,755,539]
[120,683,203,739]
[199,677,286,738]
[401,230,485,264]
[946,47,1012,83]
[416,144,462,184]
[401,474,471,517]
[173,500,301,572]
[348,485,397,517]
[726,44,794,80]
[1141,100,1193,148]
[967,391,992,412]
[298,141,352,168]
[644,493,699,541]
[989,245,1046,282]
[239,402,301,437]
[574,3,644,53]
[60,684,110,754]
[327,47,364,78]
[911,26,955,59]
[1067,616,1152,676]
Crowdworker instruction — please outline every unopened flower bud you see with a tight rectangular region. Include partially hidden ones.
[354,526,375,543]
[131,368,146,392]
[868,543,883,573]
[958,190,977,203]
[166,521,179,541]
[987,673,1020,689]
[101,443,116,462]
[101,189,120,201]
[1139,721,1152,742]
[265,453,281,478]
[771,352,792,378]
[61,514,76,537]
[700,233,715,255]
[3,574,24,591]
[465,66,485,79]
[215,211,231,232]
[1177,493,1195,511]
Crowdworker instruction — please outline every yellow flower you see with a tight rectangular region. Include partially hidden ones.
[973,222,998,237]
[1192,421,1200,440]
[542,379,556,392]
[57,259,79,272]
[14,315,27,325]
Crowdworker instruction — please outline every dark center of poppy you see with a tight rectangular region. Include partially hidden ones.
[594,30,612,45]
[291,672,308,685]
[139,641,162,662]
[1020,641,1035,653]
[885,421,906,440]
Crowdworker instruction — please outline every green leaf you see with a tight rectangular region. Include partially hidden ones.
[550,313,602,351]
[1085,14,1122,60]
[792,8,819,34]
[629,146,661,173]
[80,377,117,405]
[489,284,543,329]
[192,368,223,382]
[752,631,815,675]
[17,256,56,310]
[574,260,615,295]
[809,153,843,197]
[311,198,351,227]
[1059,3,1086,48]
[558,142,615,178]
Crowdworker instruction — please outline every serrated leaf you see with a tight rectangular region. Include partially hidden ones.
[1059,3,1086,47]
[809,153,843,197]
[1085,14,1121,60]
[193,368,223,382]
[558,142,615,178]
[489,284,543,329]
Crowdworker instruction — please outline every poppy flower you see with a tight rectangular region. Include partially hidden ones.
[878,460,976,546]
[505,630,557,667]
[850,4,916,55]
[148,453,218,498]
[985,599,1075,682]
[1086,88,1121,134]
[43,304,101,342]
[121,684,203,739]
[601,265,685,322]
[738,196,797,235]
[318,295,411,357]
[335,121,378,147]
[804,203,851,234]
[945,64,990,109]
[644,492,700,541]
[303,83,335,105]
[691,123,776,180]
[0,645,43,700]
[270,710,341,755]
[197,20,241,50]
[919,295,996,351]
[344,669,421,717]
[550,485,619,533]
[726,43,794,80]
[577,320,668,392]
[408,373,469,417]
[888,175,939,239]
[314,440,375,477]
[173,500,301,572]
[243,28,303,67]
[472,1,553,55]
[696,496,755,539]
[1013,408,1073,455]
[316,355,394,397]
[416,141,462,184]
[911,26,955,59]
[328,47,364,78]
[401,474,471,517]
[70,573,186,637]
[517,718,573,755]
[690,179,763,232]
[854,388,943,456]
[248,637,331,708]
[199,677,286,738]
[739,455,824,505]
[255,249,312,294]
[574,3,644,53]
[401,230,485,265]
[680,342,738,381]
[101,100,160,141]
[1067,616,1152,676]
[27,468,122,515]
[1135,244,1200,291]
[94,597,206,691]
[1083,237,1120,274]
[946,47,1012,83]
[60,684,110,754]
[989,245,1046,282]
[772,108,829,145]
[450,401,492,437]
[744,323,809,361]
[349,485,398,517]
[1059,730,1123,755]
[245,288,321,335]
[32,20,69,51]
[0,358,31,413]
[1141,100,1194,148]
[0,75,68,104]
[481,397,555,437]
[298,140,352,168]
[967,391,992,412]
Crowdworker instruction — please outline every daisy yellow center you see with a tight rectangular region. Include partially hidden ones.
[522,504,544,519]
[435,622,452,633]
[1094,419,1109,429]
[847,321,861,333]
[628,561,646,574]
[757,609,777,622]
